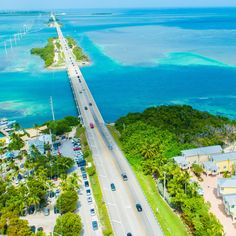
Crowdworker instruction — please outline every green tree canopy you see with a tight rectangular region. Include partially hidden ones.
[54,212,82,236]
[56,190,78,214]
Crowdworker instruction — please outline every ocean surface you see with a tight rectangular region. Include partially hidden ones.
[1,8,236,127]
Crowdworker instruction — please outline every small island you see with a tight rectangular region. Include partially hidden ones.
[31,36,90,70]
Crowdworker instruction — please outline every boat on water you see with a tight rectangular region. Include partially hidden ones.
[0,118,16,129]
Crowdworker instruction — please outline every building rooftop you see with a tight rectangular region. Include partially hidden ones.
[173,156,189,168]
[217,177,236,188]
[211,152,236,162]
[203,161,218,172]
[182,145,222,157]
[223,194,236,206]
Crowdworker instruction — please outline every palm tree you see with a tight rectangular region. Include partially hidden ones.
[140,140,158,159]
[27,195,40,213]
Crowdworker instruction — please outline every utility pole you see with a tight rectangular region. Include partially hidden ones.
[4,41,7,55]
[50,96,55,121]
[9,38,12,49]
[163,171,166,200]
[14,34,17,45]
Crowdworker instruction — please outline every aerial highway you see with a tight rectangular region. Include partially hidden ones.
[52,14,163,236]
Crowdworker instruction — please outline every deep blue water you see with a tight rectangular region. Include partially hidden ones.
[1,8,236,127]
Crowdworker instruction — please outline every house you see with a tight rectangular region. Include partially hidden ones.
[217,177,236,197]
[181,145,223,165]
[210,152,236,173]
[203,161,219,176]
[173,156,190,170]
[27,134,52,154]
[223,194,236,221]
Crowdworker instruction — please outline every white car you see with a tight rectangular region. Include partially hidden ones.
[90,208,96,216]
[87,197,93,204]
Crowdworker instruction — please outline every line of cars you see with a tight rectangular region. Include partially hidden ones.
[72,138,98,231]
[81,166,98,231]
[72,138,86,167]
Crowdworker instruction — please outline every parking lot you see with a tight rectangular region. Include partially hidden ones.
[60,138,103,236]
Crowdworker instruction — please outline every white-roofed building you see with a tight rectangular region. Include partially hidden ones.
[27,134,52,155]
[173,156,190,170]
[217,177,236,197]
[181,145,223,165]
[223,194,236,221]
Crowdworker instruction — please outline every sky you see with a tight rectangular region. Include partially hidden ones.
[2,0,236,10]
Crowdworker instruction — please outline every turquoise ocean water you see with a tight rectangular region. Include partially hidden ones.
[1,8,236,127]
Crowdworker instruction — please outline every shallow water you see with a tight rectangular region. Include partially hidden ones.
[1,8,236,127]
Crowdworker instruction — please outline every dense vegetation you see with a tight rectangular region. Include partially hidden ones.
[44,116,80,135]
[116,105,236,147]
[31,38,55,67]
[66,37,89,62]
[115,105,227,236]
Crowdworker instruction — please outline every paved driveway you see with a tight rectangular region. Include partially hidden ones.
[196,174,236,235]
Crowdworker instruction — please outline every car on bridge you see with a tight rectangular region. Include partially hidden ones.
[111,183,116,191]
[136,203,142,212]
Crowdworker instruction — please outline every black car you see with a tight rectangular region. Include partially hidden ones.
[127,233,132,236]
[136,203,142,212]
[49,191,55,198]
[84,106,88,110]
[54,206,60,214]
[84,180,89,188]
[37,227,43,232]
[89,102,92,106]
[28,206,35,215]
[121,173,128,181]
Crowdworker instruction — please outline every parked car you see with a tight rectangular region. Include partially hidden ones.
[54,206,60,214]
[30,226,36,233]
[80,166,85,172]
[43,207,50,216]
[111,183,116,191]
[37,227,43,232]
[73,147,81,151]
[82,174,87,180]
[87,197,93,204]
[127,233,132,236]
[92,221,98,231]
[84,181,89,188]
[121,173,128,181]
[90,208,96,216]
[86,189,91,196]
[136,204,142,212]
[28,206,35,215]
[77,160,86,167]
[49,191,55,198]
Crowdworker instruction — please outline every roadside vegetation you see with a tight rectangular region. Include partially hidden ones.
[43,116,80,136]
[112,105,231,236]
[31,37,55,67]
[76,126,113,236]
[66,37,89,62]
